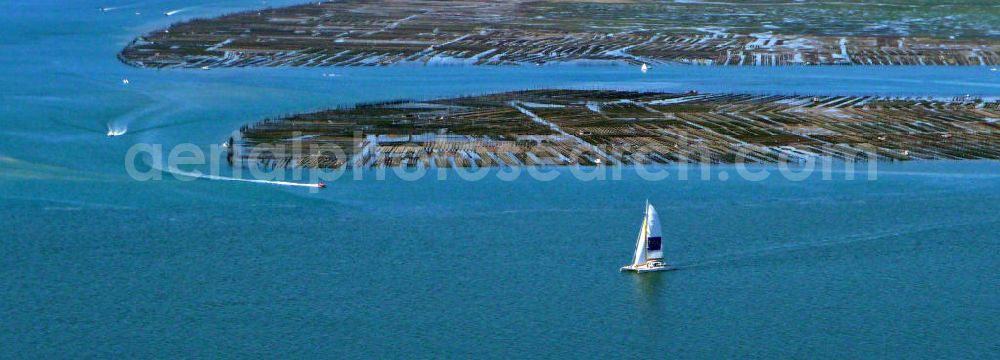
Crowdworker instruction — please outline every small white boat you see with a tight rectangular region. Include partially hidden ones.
[640,63,649,73]
[107,124,127,137]
[621,201,674,273]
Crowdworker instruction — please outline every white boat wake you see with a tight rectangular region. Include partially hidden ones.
[164,167,325,189]
[99,4,137,12]
[102,101,188,138]
[164,6,197,16]
[106,123,127,137]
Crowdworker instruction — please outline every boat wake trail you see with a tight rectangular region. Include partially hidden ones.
[3,195,136,211]
[127,118,203,137]
[49,117,106,135]
[103,102,175,137]
[99,4,137,12]
[161,166,324,189]
[49,114,197,139]
[164,6,198,16]
[673,218,996,271]
[106,123,127,137]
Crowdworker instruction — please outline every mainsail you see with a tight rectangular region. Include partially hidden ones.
[645,204,663,260]
[631,203,663,265]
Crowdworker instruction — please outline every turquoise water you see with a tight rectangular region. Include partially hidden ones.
[2,1,999,358]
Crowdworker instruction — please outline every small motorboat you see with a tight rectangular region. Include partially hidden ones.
[107,128,126,137]
[317,182,327,189]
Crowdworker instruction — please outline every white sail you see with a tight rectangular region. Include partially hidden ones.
[631,213,648,266]
[645,204,663,260]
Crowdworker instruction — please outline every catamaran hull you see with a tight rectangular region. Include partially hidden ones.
[620,265,675,273]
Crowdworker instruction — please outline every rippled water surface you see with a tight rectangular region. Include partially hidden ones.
[2,1,999,358]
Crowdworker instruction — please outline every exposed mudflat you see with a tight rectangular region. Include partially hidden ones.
[234,89,1000,168]
[119,0,1000,68]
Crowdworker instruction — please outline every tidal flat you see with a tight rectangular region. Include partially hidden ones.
[119,0,1000,68]
[233,89,1000,169]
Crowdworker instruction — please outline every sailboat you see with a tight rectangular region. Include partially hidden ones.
[620,201,673,273]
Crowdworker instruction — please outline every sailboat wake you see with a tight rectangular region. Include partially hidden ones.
[673,217,996,271]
